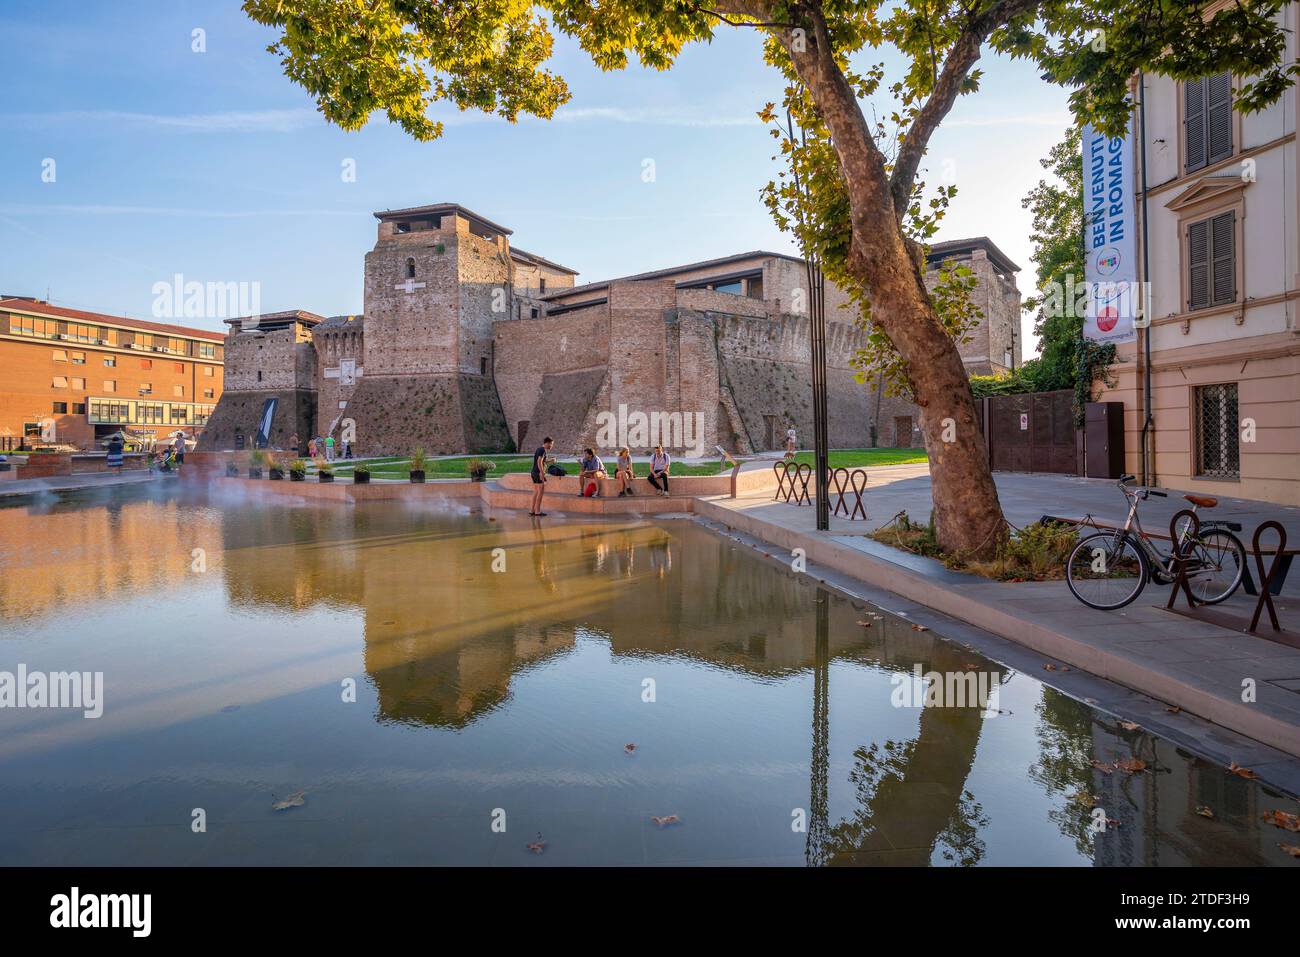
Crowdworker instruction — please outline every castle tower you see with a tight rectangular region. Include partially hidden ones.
[339,204,514,454]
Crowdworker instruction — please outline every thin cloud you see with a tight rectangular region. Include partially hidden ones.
[4,109,320,133]
[0,204,358,218]
[945,111,1072,128]
[6,104,760,134]
[550,106,760,127]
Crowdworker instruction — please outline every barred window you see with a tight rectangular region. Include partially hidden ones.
[1194,383,1239,479]
[1188,211,1235,311]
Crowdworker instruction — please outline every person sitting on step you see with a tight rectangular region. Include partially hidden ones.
[615,447,634,497]
[647,445,671,497]
[578,447,607,496]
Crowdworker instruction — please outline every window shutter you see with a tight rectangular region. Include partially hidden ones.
[1188,219,1210,310]
[1211,211,1235,306]
[1185,77,1207,172]
[1207,72,1233,164]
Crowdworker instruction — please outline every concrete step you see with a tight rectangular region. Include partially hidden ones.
[482,481,699,514]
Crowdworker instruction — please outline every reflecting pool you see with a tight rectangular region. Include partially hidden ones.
[0,486,1296,866]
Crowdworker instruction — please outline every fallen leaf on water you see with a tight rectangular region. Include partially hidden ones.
[1262,809,1300,831]
[271,791,306,811]
[1068,791,1099,808]
[1227,762,1259,780]
[911,624,929,632]
[527,833,546,854]
[1091,760,1115,774]
[651,815,680,828]
[1165,706,1181,714]
[1105,818,1121,828]
[1044,663,1058,672]
[1279,843,1300,858]
[856,620,873,628]
[1196,806,1215,819]
[1084,697,1098,705]
[963,664,979,671]
[1116,757,1147,774]
[624,743,637,754]
[1118,721,1141,732]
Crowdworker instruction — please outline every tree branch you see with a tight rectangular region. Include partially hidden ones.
[775,2,895,272]
[888,0,1044,218]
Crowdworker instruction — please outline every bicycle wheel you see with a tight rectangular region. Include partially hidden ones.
[1184,529,1247,605]
[1066,531,1150,610]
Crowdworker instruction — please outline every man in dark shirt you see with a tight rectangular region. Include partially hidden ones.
[530,437,554,517]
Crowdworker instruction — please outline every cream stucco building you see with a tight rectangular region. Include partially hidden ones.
[1105,0,1300,504]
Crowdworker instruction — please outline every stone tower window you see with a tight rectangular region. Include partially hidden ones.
[405,258,416,279]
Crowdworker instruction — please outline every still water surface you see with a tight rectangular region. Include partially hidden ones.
[0,486,1296,866]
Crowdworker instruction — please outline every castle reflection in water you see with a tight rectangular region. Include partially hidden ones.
[0,486,1295,867]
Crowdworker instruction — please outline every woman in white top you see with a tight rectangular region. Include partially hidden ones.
[615,447,635,497]
[647,445,671,497]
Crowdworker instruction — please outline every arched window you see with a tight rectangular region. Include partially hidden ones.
[405,258,416,279]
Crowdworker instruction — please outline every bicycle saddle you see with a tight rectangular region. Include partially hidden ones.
[1183,494,1218,508]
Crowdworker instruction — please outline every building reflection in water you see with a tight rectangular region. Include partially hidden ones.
[1,487,1293,866]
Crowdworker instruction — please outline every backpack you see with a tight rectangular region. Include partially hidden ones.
[547,463,567,477]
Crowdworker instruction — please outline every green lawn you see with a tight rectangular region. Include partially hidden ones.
[790,448,928,469]
[334,454,726,479]
[316,448,925,480]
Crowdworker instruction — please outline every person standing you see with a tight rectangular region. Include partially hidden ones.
[324,434,335,461]
[647,445,671,497]
[530,436,554,517]
[172,430,187,466]
[615,447,634,497]
[307,437,318,458]
[106,433,124,470]
[290,432,301,457]
[785,427,797,456]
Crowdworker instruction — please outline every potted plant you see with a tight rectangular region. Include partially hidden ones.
[409,447,427,484]
[353,464,371,484]
[289,459,307,482]
[248,448,266,479]
[466,457,493,482]
[316,458,334,483]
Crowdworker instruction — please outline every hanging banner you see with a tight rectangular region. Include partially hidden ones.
[255,397,278,449]
[1082,119,1139,345]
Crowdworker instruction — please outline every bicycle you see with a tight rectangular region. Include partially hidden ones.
[1065,475,1247,611]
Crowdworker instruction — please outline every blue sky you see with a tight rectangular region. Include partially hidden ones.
[0,0,1071,354]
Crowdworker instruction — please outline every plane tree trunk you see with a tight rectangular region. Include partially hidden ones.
[773,2,1012,559]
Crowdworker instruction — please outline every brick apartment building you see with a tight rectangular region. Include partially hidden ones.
[0,297,226,450]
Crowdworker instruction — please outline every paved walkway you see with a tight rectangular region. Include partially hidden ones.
[696,464,1300,772]
[0,470,158,500]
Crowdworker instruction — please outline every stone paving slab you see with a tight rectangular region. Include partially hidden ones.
[695,484,1300,764]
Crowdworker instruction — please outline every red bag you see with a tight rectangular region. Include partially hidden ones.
[584,481,598,497]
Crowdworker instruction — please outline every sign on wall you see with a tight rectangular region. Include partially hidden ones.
[1082,120,1139,345]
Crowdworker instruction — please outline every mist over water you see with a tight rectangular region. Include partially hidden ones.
[0,485,1295,866]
